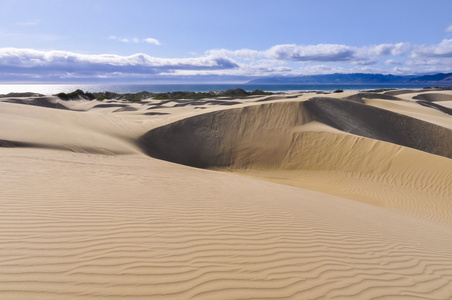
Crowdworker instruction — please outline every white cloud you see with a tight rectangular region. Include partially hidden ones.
[411,39,452,58]
[109,36,161,45]
[2,38,452,81]
[15,19,41,26]
[404,39,452,74]
[0,48,238,79]
[208,43,408,64]
[109,36,130,43]
[296,64,347,75]
[354,43,410,62]
[266,44,355,62]
[234,59,293,76]
[445,24,452,33]
[207,43,410,67]
[207,48,261,60]
[391,42,412,56]
[217,43,411,65]
[385,59,402,66]
[144,38,161,45]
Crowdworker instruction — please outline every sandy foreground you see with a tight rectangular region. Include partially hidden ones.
[1,89,452,299]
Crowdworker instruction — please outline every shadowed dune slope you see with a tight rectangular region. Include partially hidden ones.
[413,93,452,102]
[304,97,452,159]
[4,96,69,110]
[416,100,452,116]
[139,97,452,169]
[138,101,312,168]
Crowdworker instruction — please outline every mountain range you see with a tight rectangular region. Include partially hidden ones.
[247,72,452,84]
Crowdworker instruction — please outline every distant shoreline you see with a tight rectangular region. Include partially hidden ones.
[1,83,451,95]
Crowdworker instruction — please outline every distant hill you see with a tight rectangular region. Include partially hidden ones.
[247,72,452,84]
[409,73,452,83]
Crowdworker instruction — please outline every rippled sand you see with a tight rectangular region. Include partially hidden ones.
[1,89,452,299]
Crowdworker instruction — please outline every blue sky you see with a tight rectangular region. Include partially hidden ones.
[1,0,452,83]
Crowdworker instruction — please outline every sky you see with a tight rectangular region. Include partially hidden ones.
[1,0,452,83]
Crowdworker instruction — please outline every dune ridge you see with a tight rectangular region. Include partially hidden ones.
[413,92,452,102]
[1,89,452,299]
[304,97,452,159]
[140,96,452,168]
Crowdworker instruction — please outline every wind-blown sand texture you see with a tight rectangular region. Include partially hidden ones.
[1,89,452,299]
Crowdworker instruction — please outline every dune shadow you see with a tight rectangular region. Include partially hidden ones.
[4,97,69,110]
[413,93,452,102]
[416,101,452,116]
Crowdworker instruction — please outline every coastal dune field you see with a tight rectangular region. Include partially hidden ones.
[1,89,452,299]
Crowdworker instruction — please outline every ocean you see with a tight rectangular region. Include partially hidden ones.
[0,83,445,95]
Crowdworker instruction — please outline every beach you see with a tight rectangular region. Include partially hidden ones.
[1,89,452,299]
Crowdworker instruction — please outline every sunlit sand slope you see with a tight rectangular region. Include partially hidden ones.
[1,149,452,299]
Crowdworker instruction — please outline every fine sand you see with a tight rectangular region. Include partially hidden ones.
[1,89,452,299]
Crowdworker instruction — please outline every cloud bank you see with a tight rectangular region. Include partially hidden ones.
[1,39,452,82]
[0,48,237,74]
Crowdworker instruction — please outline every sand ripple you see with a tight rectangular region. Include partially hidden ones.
[1,91,452,299]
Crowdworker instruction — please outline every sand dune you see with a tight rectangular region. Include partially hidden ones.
[1,90,452,299]
[412,92,452,102]
[0,101,144,155]
[139,94,452,225]
[140,97,452,167]
[239,131,452,225]
[139,101,311,168]
[304,97,452,159]
[3,96,70,110]
[344,92,402,102]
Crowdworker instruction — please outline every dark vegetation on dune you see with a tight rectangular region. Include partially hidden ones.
[56,89,96,100]
[55,89,272,101]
